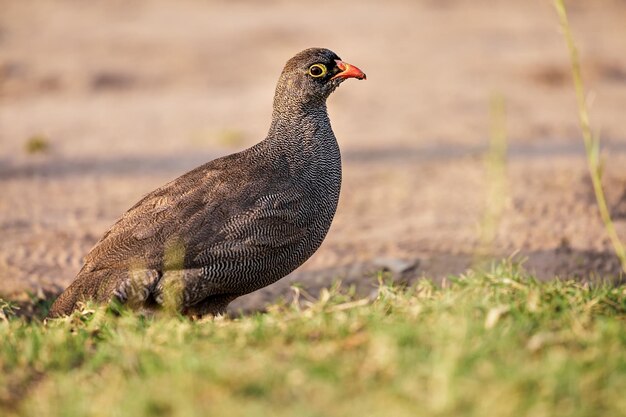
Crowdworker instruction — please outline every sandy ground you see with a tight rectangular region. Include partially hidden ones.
[1,0,626,312]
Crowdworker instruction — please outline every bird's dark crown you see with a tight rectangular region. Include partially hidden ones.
[283,48,342,78]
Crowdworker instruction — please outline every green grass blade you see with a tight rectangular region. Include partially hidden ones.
[554,0,626,274]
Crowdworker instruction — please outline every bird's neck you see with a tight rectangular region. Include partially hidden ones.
[267,75,335,148]
[268,101,328,135]
[262,101,340,183]
[267,101,337,153]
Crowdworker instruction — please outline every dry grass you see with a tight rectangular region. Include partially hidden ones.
[554,0,626,273]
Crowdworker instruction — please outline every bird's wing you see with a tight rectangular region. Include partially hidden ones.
[80,162,218,272]
[191,188,309,267]
[81,152,304,274]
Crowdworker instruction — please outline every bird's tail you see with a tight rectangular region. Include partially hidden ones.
[47,268,161,318]
[47,269,119,318]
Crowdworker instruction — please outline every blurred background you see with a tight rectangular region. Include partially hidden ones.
[1,0,625,310]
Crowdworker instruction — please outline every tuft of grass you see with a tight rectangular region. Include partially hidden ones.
[190,128,246,149]
[1,263,625,417]
[554,0,626,273]
[0,299,19,322]
[24,135,50,155]
[216,128,246,148]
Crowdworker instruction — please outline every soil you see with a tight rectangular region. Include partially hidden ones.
[1,0,625,313]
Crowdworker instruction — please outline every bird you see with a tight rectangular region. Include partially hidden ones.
[48,47,366,318]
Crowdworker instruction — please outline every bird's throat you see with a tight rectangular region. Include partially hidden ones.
[265,104,340,180]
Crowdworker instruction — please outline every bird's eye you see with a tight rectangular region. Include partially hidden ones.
[308,63,327,78]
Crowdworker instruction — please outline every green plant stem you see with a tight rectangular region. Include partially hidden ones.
[475,93,508,264]
[554,0,626,274]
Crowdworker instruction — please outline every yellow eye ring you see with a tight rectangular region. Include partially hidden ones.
[308,63,327,78]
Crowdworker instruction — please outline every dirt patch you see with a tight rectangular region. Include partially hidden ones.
[1,0,625,312]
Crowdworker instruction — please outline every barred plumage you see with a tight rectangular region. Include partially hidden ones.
[48,48,366,318]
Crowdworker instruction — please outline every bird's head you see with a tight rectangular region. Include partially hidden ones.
[275,48,366,107]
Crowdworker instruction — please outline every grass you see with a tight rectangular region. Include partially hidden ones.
[1,262,625,417]
[190,128,246,149]
[554,0,626,273]
[23,135,50,155]
[475,93,508,264]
